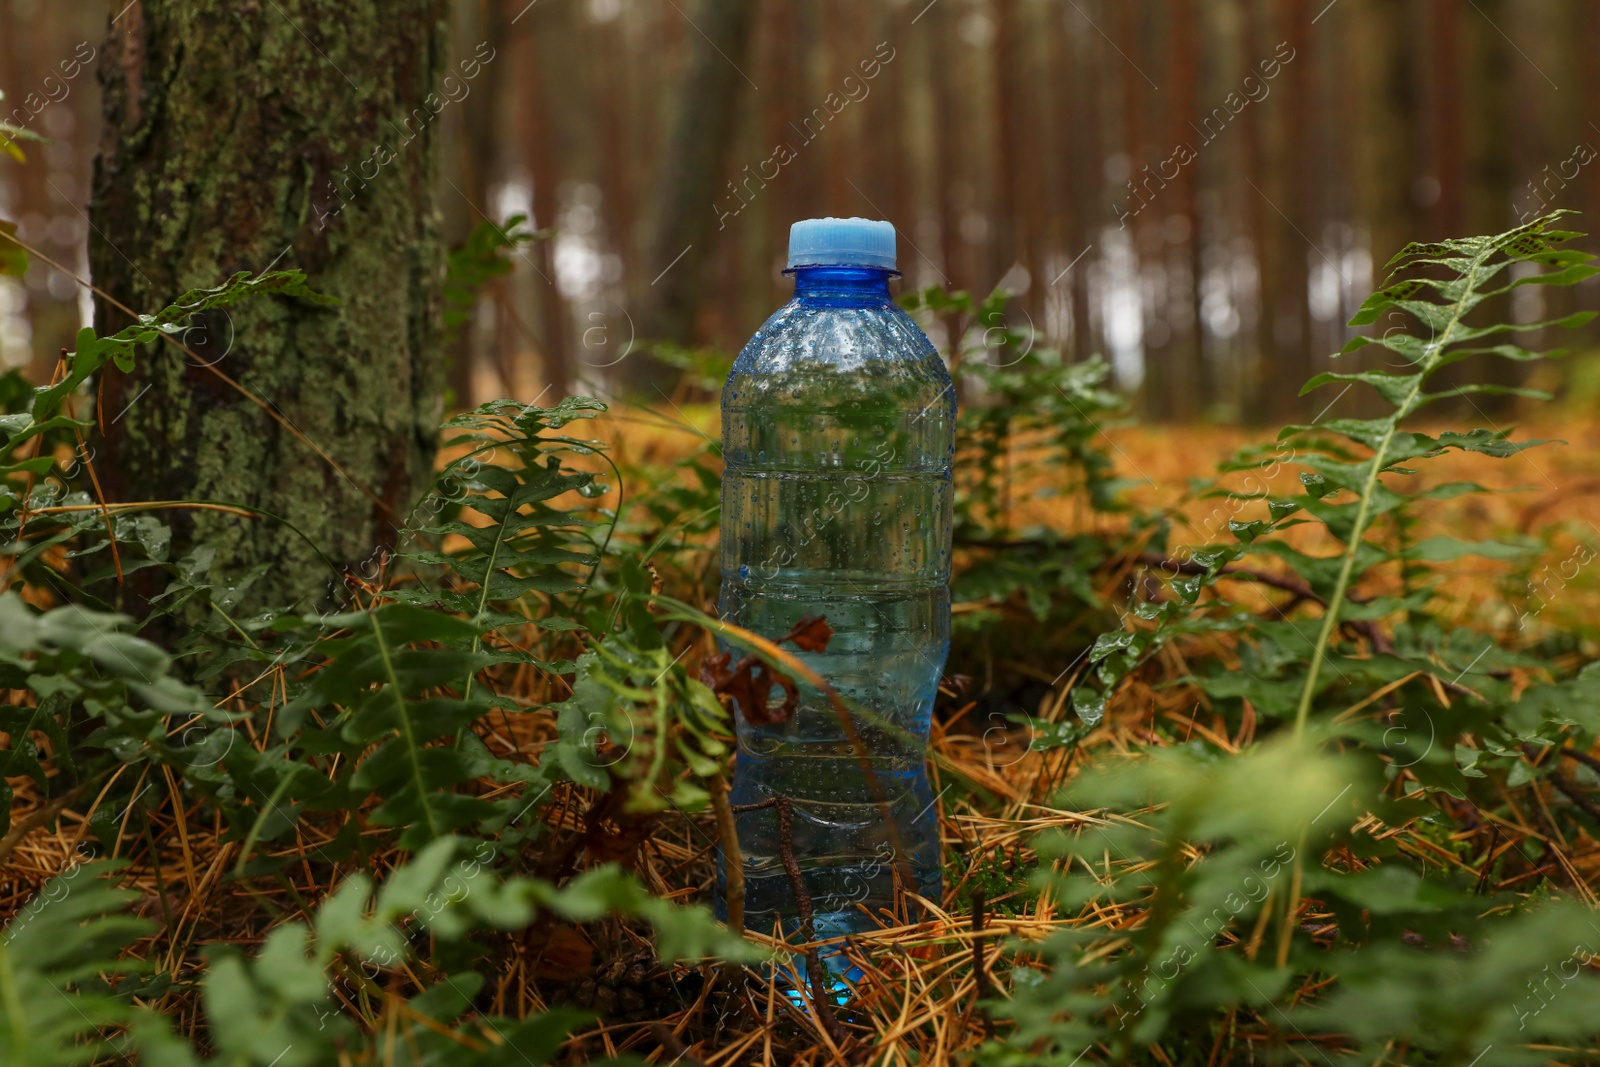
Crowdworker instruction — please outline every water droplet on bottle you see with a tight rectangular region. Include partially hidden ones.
[718,248,950,930]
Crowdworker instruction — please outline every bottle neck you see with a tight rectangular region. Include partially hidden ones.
[791,265,895,306]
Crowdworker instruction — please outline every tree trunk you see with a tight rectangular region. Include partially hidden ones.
[444,0,509,408]
[1351,0,1423,281]
[1117,0,1159,405]
[1577,0,1600,357]
[1343,0,1421,417]
[518,2,573,398]
[1,0,66,382]
[630,0,757,383]
[1428,0,1464,238]
[1459,0,1518,411]
[1255,0,1314,421]
[992,0,1022,285]
[1061,4,1099,362]
[90,0,448,610]
[932,0,966,295]
[1156,0,1206,421]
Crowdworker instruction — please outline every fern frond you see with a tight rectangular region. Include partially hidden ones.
[0,861,152,1067]
[1289,210,1596,736]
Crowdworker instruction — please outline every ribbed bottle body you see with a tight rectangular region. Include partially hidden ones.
[716,269,953,939]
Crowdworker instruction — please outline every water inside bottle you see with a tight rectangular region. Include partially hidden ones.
[717,282,955,951]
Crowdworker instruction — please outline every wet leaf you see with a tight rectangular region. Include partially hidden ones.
[779,613,833,653]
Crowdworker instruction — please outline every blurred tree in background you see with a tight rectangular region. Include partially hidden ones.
[1,0,1598,423]
[630,0,757,384]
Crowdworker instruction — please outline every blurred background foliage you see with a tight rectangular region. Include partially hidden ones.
[3,0,1600,421]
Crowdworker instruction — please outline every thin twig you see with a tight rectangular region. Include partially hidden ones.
[1559,746,1600,776]
[970,889,994,1038]
[711,771,744,932]
[1474,824,1501,896]
[30,501,261,518]
[649,1023,707,1067]
[71,415,123,583]
[1551,771,1600,824]
[731,795,849,1046]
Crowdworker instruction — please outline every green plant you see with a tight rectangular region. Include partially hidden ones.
[400,395,607,662]
[982,211,1600,1064]
[901,285,1130,541]
[0,593,223,836]
[552,559,731,813]
[0,275,758,1062]
[443,214,549,345]
[0,90,46,164]
[0,860,153,1066]
[1,842,754,1067]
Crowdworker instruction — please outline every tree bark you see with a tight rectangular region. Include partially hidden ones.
[630,0,757,383]
[1116,0,1160,405]
[90,0,449,610]
[932,0,967,295]
[517,1,573,399]
[1346,0,1423,416]
[1428,0,1464,238]
[1351,0,1423,281]
[1458,0,1518,411]
[1060,4,1099,363]
[1152,0,1207,421]
[1254,0,1314,421]
[444,0,509,408]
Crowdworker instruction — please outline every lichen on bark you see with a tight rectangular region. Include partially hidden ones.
[89,0,450,610]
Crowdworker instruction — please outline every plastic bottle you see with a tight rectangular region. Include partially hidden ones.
[717,217,953,951]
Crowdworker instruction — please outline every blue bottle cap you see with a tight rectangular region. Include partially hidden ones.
[786,217,897,271]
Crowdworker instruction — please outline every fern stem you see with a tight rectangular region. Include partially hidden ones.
[370,612,442,839]
[461,520,508,707]
[1278,248,1489,980]
[1291,253,1485,739]
[1289,419,1398,740]
[210,600,262,652]
[232,770,295,880]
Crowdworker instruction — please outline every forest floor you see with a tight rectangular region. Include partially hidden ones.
[6,403,1600,1065]
[600,397,1600,647]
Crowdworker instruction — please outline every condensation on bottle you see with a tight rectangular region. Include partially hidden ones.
[716,217,954,954]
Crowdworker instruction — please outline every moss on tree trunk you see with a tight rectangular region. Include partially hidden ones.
[89,0,449,609]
